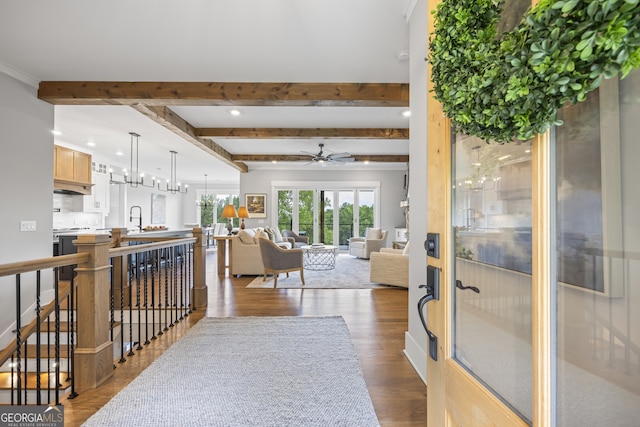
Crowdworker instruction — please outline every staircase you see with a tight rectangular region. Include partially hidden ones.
[0,286,75,406]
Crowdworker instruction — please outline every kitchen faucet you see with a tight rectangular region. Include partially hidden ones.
[129,205,142,232]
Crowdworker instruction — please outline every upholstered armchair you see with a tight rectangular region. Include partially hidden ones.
[282,230,309,248]
[369,244,409,288]
[258,238,305,287]
[348,228,388,259]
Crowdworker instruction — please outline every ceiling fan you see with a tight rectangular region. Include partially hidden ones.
[301,143,355,166]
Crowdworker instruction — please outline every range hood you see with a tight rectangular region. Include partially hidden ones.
[54,179,92,195]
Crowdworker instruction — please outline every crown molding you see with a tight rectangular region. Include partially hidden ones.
[0,61,39,88]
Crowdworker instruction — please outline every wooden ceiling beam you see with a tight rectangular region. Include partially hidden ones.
[131,105,249,173]
[231,154,409,163]
[38,82,409,107]
[196,128,409,139]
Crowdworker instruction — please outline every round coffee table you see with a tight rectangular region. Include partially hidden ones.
[301,245,338,270]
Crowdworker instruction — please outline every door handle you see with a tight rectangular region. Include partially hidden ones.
[418,264,440,361]
[455,279,480,293]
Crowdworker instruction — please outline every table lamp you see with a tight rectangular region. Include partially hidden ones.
[221,204,238,235]
[237,206,249,229]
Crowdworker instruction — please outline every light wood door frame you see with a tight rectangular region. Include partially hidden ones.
[425,0,551,425]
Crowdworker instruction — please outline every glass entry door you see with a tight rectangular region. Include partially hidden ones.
[452,135,534,422]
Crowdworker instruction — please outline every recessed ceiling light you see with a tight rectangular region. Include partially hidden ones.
[498,154,511,161]
[364,160,370,165]
[116,151,124,156]
[52,130,62,136]
[402,110,411,117]
[230,109,241,116]
[525,149,531,153]
[87,141,96,147]
[272,160,278,164]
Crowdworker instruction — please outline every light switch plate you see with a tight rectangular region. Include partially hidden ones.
[20,220,37,232]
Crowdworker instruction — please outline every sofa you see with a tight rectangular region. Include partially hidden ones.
[369,243,409,288]
[348,228,388,259]
[230,227,294,276]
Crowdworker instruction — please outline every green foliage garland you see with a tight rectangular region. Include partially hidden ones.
[428,0,640,143]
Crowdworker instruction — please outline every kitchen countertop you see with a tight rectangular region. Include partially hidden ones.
[124,228,193,237]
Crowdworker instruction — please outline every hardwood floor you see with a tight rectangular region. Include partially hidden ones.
[60,250,427,426]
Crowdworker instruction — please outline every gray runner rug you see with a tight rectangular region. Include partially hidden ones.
[82,316,380,427]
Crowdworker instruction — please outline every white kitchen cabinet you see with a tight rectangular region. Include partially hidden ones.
[82,160,110,214]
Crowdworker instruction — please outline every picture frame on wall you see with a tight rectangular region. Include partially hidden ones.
[151,193,167,224]
[245,193,267,218]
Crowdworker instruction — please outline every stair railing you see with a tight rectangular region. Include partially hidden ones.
[0,227,208,405]
[0,253,88,405]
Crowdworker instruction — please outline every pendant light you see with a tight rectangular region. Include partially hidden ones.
[158,150,187,194]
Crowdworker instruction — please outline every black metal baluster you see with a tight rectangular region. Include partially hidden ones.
[163,248,169,332]
[118,256,127,363]
[54,270,61,406]
[183,243,188,318]
[15,274,22,405]
[110,257,116,369]
[187,243,193,313]
[35,270,42,405]
[178,244,184,320]
[170,246,176,327]
[136,250,143,351]
[68,273,78,399]
[110,257,115,343]
[65,276,71,388]
[143,248,150,346]
[128,253,135,357]
[151,249,157,341]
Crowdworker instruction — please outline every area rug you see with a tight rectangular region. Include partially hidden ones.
[82,316,380,427]
[247,254,392,289]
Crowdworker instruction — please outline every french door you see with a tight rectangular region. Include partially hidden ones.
[275,184,380,247]
[426,39,640,426]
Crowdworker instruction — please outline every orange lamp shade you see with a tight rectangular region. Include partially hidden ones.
[221,204,238,219]
[237,206,249,219]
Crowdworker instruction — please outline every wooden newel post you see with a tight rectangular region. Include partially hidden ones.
[109,228,129,308]
[191,227,208,310]
[73,234,114,389]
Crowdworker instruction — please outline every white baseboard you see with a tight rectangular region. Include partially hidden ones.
[404,330,427,385]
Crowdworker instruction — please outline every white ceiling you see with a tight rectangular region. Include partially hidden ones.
[0,0,412,183]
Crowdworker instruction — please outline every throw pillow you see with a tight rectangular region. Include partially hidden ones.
[366,228,382,240]
[237,229,255,244]
[402,241,410,255]
[273,227,284,243]
[253,228,264,244]
[264,227,276,242]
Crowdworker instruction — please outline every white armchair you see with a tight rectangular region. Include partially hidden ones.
[348,228,388,259]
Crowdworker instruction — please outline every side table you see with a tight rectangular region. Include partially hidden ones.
[213,235,233,275]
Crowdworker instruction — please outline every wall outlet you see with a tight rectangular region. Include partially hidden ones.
[20,220,37,232]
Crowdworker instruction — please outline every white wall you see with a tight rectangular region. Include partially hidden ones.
[239,169,407,234]
[0,71,55,346]
[122,185,186,230]
[404,0,429,383]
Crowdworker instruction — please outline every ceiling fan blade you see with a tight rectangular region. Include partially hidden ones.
[328,153,351,159]
[299,151,316,156]
[333,157,355,162]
